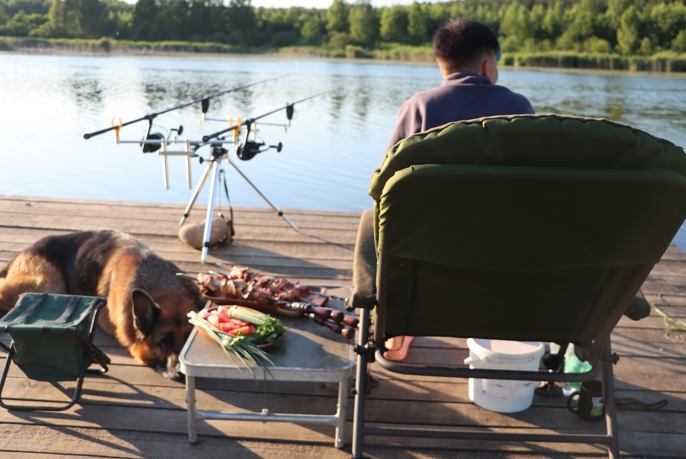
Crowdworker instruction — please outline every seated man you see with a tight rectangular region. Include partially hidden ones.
[385,18,534,360]
[387,18,534,150]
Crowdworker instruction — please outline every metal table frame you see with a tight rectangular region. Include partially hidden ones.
[179,297,354,448]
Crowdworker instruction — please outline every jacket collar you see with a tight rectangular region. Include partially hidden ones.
[441,72,492,86]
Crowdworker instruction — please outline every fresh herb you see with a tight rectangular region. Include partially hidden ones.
[187,307,286,376]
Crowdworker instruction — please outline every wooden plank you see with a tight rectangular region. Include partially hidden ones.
[0,230,355,261]
[0,204,362,232]
[1,376,684,455]
[0,194,362,218]
[2,194,686,458]
[0,212,358,244]
[0,247,353,271]
[0,424,649,459]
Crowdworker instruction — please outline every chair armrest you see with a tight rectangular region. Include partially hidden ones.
[349,209,377,310]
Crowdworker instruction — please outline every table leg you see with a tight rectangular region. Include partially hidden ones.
[334,376,349,448]
[186,374,197,444]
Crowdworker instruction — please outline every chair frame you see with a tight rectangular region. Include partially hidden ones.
[351,254,654,459]
[0,298,109,411]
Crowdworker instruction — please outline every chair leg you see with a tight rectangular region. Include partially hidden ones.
[352,306,372,459]
[601,337,620,459]
[0,346,90,411]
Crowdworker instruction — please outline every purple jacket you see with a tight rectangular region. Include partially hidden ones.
[387,72,535,150]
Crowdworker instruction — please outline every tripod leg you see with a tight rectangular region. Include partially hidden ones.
[201,160,222,263]
[180,161,212,226]
[225,158,299,232]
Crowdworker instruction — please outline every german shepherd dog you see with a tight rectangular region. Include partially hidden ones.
[0,230,205,379]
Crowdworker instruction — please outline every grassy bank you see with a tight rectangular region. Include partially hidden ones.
[503,51,686,73]
[2,37,686,73]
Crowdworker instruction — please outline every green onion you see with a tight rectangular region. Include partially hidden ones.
[227,305,268,326]
[188,310,280,378]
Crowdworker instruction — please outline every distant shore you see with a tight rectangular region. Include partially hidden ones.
[2,37,686,73]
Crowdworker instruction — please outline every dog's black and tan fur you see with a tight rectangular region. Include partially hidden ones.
[0,230,204,378]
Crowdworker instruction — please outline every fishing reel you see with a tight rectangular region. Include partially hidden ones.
[141,125,184,153]
[236,122,283,161]
[237,140,283,161]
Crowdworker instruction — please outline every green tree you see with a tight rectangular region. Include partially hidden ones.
[80,0,103,37]
[300,17,324,44]
[541,2,566,40]
[407,1,427,45]
[348,0,377,46]
[605,0,630,29]
[0,11,47,36]
[500,2,534,51]
[326,0,348,35]
[131,0,157,40]
[31,0,82,37]
[0,5,9,25]
[379,5,407,43]
[225,0,256,45]
[672,29,686,52]
[567,0,599,44]
[651,2,686,50]
[617,6,640,54]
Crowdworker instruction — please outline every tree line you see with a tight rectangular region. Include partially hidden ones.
[1,0,685,56]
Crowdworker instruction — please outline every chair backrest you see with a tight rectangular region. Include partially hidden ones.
[370,115,686,343]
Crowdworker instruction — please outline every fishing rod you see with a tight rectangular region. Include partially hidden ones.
[82,77,278,140]
[201,92,325,156]
[81,82,325,263]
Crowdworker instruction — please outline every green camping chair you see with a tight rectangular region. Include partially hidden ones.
[349,114,686,459]
[0,293,111,411]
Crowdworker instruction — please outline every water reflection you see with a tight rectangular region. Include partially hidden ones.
[1,54,685,215]
[67,74,104,111]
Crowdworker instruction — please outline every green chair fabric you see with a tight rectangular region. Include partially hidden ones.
[0,293,110,411]
[366,115,686,341]
[351,114,686,459]
[0,293,107,381]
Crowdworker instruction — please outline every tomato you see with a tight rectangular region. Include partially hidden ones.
[228,318,249,327]
[228,325,252,336]
[217,308,232,324]
[248,325,257,334]
[219,322,239,333]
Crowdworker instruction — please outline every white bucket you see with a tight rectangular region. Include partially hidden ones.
[465,338,545,413]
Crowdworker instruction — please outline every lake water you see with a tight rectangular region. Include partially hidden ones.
[2,53,686,246]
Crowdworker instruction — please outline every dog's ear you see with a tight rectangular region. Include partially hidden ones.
[177,274,205,311]
[131,289,161,337]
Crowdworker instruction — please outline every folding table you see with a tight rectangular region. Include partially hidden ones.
[179,299,355,447]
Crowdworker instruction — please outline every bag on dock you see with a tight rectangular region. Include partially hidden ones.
[0,293,110,411]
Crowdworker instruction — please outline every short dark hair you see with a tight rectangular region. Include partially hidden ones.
[432,18,499,68]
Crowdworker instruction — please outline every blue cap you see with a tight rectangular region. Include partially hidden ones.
[496,46,501,63]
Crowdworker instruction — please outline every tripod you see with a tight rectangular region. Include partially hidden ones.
[179,144,299,263]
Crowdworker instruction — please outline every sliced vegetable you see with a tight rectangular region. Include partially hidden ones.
[228,325,252,336]
[188,307,286,376]
[219,323,239,333]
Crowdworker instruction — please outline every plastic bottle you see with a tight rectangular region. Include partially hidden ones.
[562,346,592,396]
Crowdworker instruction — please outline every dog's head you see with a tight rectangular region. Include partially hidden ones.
[127,283,203,380]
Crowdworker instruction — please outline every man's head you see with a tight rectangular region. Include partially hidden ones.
[433,18,500,84]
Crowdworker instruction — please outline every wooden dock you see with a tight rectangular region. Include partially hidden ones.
[0,194,685,459]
